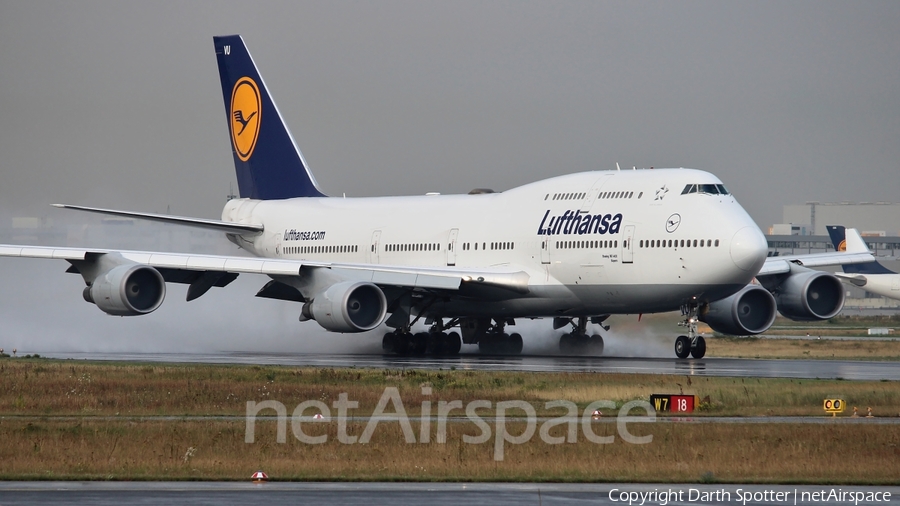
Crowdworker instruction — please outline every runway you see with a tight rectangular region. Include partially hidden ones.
[39,351,900,381]
[0,482,896,506]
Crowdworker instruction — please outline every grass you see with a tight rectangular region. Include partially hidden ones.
[1,420,898,483]
[706,336,900,361]
[2,360,899,417]
[1,359,899,483]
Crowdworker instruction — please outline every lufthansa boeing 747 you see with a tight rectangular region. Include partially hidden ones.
[0,36,875,359]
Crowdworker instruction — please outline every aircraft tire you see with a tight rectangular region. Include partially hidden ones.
[559,333,574,354]
[393,333,410,355]
[674,335,691,359]
[690,336,707,359]
[427,332,445,355]
[412,332,428,355]
[589,334,604,356]
[508,333,523,355]
[444,332,462,355]
[382,332,395,352]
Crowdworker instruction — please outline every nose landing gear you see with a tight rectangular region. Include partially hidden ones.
[676,303,706,359]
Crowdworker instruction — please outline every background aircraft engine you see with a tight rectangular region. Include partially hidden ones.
[700,285,777,335]
[83,264,166,316]
[774,270,845,321]
[304,281,387,332]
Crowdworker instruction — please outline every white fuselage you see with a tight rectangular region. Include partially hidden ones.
[222,168,768,318]
[851,274,900,301]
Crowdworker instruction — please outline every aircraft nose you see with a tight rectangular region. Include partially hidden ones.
[730,226,768,272]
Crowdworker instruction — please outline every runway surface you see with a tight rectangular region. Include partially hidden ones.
[0,482,896,506]
[40,351,900,380]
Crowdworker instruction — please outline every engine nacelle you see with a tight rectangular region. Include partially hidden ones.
[302,281,387,332]
[774,270,845,321]
[700,285,777,335]
[83,264,166,316]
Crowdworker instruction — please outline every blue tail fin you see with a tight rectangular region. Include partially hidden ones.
[826,225,894,274]
[214,35,326,199]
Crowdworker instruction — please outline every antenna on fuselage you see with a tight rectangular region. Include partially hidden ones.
[616,163,621,171]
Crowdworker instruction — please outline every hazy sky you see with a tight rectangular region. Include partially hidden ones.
[1,1,899,354]
[1,1,898,228]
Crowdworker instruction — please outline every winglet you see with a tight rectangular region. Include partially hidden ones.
[213,35,326,200]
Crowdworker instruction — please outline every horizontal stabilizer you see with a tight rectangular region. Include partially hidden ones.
[53,204,263,236]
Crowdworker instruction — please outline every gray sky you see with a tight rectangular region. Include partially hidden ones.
[1,1,899,354]
[1,1,899,228]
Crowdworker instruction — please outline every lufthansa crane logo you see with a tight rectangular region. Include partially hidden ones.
[230,77,261,161]
[666,213,681,233]
[838,240,847,252]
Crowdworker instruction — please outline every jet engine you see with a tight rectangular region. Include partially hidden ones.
[302,281,387,332]
[83,264,166,316]
[774,270,845,321]
[700,285,777,335]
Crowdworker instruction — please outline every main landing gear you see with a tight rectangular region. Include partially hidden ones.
[382,319,462,356]
[557,316,605,356]
[675,303,706,359]
[476,320,523,355]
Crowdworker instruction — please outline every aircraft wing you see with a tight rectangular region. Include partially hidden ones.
[757,227,875,277]
[756,251,875,277]
[0,244,530,297]
[51,204,264,236]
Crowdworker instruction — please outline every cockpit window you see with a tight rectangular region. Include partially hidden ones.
[682,183,731,196]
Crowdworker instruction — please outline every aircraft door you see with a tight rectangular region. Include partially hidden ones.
[370,230,382,264]
[622,225,635,264]
[540,238,550,264]
[267,233,282,257]
[447,228,459,266]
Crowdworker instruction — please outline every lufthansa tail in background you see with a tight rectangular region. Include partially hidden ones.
[826,226,900,301]
[0,35,875,359]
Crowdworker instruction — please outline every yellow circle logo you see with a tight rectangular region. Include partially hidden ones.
[838,240,846,252]
[230,77,261,161]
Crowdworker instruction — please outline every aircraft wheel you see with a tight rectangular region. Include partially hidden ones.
[507,333,523,355]
[690,336,707,359]
[559,333,574,354]
[382,332,396,352]
[412,333,428,355]
[393,333,410,355]
[589,334,604,356]
[674,335,691,359]
[444,332,462,355]
[427,332,445,355]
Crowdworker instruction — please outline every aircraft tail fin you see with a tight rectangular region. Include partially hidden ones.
[213,35,326,200]
[825,225,894,274]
